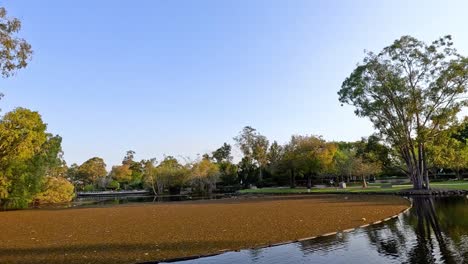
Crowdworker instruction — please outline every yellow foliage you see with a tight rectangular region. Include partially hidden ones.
[35,177,75,204]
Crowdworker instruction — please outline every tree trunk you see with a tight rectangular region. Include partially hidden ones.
[362,175,367,188]
[306,174,312,190]
[424,170,430,190]
[290,169,296,188]
[258,168,263,186]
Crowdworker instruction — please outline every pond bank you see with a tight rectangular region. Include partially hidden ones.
[0,195,409,264]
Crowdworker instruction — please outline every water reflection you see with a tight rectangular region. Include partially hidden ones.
[166,196,468,264]
[33,194,234,210]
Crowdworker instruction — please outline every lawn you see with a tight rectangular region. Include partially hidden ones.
[238,180,468,194]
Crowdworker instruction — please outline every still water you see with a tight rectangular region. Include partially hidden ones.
[164,196,468,264]
[33,194,234,209]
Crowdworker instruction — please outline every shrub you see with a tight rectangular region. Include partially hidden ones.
[34,177,75,204]
[107,180,120,190]
[83,184,95,192]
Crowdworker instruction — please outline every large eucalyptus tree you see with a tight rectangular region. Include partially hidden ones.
[338,35,468,189]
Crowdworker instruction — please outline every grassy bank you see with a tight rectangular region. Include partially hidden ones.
[238,180,468,194]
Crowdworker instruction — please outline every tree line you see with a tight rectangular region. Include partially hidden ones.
[65,126,396,195]
[1,4,468,206]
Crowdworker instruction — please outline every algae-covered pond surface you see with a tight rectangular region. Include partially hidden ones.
[167,196,468,264]
[0,195,407,264]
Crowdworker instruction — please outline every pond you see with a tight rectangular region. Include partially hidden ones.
[162,196,468,264]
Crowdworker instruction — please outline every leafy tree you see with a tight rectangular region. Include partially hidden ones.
[234,126,269,185]
[118,150,144,188]
[353,157,381,188]
[158,156,190,194]
[34,176,74,204]
[66,163,79,184]
[210,143,238,186]
[237,156,257,188]
[122,150,135,166]
[289,135,337,189]
[191,157,220,194]
[427,120,468,179]
[339,35,468,190]
[212,143,232,163]
[0,108,65,209]
[333,148,356,182]
[218,161,238,186]
[77,157,107,187]
[142,158,159,194]
[110,164,132,185]
[144,156,189,195]
[0,7,32,78]
[107,180,120,190]
[0,108,47,162]
[264,141,287,185]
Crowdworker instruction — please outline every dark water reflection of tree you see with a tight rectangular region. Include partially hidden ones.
[368,197,465,264]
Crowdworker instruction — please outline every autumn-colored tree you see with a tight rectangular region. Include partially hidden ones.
[144,156,189,195]
[34,176,74,204]
[119,150,144,189]
[77,157,107,187]
[290,135,337,190]
[0,7,32,79]
[0,108,65,209]
[191,158,220,194]
[110,164,132,184]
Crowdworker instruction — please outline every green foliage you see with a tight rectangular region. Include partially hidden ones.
[76,157,107,187]
[212,143,232,163]
[143,156,190,195]
[107,180,120,190]
[237,156,258,187]
[338,35,468,189]
[0,7,32,78]
[427,119,468,178]
[234,126,269,185]
[111,150,144,189]
[190,158,220,194]
[218,161,238,186]
[83,184,95,192]
[0,108,66,209]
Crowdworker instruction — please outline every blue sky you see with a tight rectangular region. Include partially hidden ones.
[2,0,468,167]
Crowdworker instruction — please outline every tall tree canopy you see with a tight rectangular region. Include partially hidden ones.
[0,108,68,209]
[234,126,269,184]
[77,157,107,186]
[287,135,337,189]
[338,35,468,189]
[0,7,32,78]
[211,143,232,163]
[191,157,220,194]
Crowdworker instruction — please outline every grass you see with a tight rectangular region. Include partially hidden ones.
[238,180,468,194]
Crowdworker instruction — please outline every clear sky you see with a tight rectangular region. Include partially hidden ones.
[2,0,468,167]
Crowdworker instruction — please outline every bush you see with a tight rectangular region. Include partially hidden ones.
[83,184,95,192]
[34,177,75,204]
[129,179,143,189]
[107,180,120,190]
